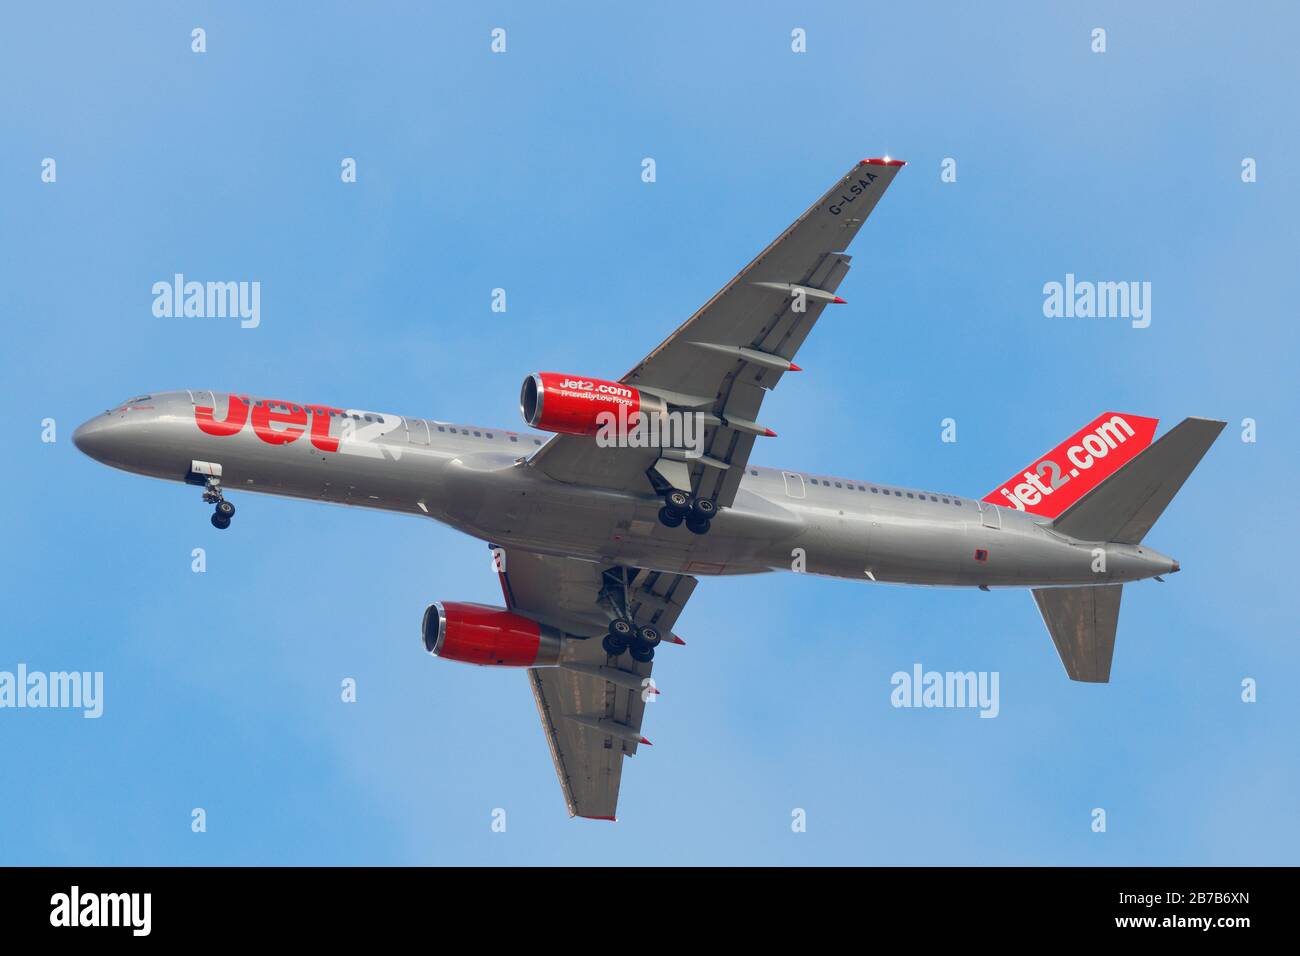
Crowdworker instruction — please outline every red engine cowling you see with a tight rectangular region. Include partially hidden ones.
[422,601,562,667]
[520,372,662,436]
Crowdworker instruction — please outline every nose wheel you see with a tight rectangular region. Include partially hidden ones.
[203,478,236,530]
[210,500,235,529]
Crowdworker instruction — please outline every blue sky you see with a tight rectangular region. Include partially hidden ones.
[2,1,1297,864]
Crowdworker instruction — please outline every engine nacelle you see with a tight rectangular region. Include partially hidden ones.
[520,372,664,437]
[421,601,562,667]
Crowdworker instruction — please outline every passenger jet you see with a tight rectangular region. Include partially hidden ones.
[73,158,1223,820]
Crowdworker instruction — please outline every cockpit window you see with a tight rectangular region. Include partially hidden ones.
[119,395,152,405]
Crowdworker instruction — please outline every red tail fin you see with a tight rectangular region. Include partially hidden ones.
[982,412,1159,520]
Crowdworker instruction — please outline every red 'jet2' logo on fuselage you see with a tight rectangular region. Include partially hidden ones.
[195,396,341,452]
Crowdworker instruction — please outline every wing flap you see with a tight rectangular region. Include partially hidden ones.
[527,159,904,506]
[502,548,694,819]
[528,664,647,820]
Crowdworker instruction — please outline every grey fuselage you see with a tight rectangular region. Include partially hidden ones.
[72,390,1178,591]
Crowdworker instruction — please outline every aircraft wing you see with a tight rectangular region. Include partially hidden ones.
[527,158,905,508]
[497,546,696,820]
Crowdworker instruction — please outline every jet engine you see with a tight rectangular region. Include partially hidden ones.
[421,601,563,667]
[520,372,665,436]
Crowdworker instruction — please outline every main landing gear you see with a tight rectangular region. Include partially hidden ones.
[602,620,661,663]
[203,478,236,530]
[657,490,716,535]
[597,566,665,663]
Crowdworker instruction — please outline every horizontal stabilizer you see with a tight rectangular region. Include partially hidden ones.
[1032,585,1123,683]
[1051,417,1226,544]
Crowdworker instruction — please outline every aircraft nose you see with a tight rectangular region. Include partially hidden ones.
[72,415,115,461]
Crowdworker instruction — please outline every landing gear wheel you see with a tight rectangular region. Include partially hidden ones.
[604,618,634,656]
[214,500,236,519]
[636,625,661,648]
[629,644,655,663]
[664,490,691,516]
[691,497,716,520]
[657,505,684,528]
[685,516,711,535]
[211,513,231,530]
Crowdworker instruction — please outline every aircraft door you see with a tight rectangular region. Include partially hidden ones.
[404,417,430,445]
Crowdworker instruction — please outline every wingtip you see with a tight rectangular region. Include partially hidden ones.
[638,736,653,746]
[763,427,778,438]
[831,296,846,304]
[788,362,802,372]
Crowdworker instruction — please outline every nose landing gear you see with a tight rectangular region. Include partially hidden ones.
[203,478,236,530]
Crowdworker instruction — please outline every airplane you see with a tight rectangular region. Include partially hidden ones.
[72,158,1224,821]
